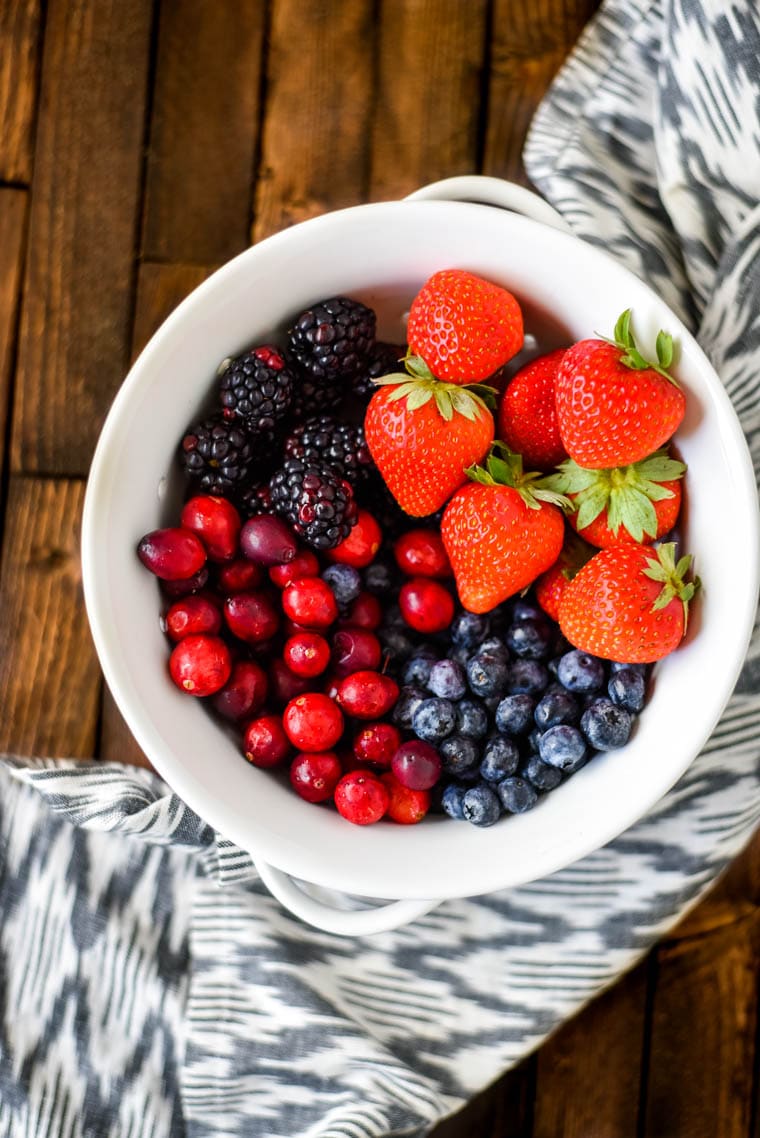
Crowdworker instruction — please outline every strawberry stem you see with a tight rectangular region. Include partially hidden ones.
[465,443,572,512]
[641,542,700,629]
[596,308,680,387]
[372,354,495,422]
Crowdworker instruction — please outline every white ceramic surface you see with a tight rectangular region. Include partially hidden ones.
[83,181,760,934]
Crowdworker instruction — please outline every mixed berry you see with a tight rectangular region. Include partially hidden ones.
[137,271,699,828]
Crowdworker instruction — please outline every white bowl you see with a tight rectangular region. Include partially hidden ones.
[82,178,759,935]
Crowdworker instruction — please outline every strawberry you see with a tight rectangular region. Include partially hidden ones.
[440,447,568,613]
[554,309,686,468]
[534,529,595,621]
[543,449,686,549]
[364,357,494,516]
[498,347,568,469]
[406,269,523,383]
[559,542,698,663]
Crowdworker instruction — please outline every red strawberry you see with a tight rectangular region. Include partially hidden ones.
[406,269,523,383]
[534,530,595,621]
[543,449,686,549]
[555,309,686,468]
[364,359,494,516]
[441,448,567,613]
[498,348,568,469]
[559,542,698,663]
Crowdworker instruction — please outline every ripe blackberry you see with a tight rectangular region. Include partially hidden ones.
[283,415,374,488]
[236,481,273,519]
[269,458,358,550]
[180,414,256,494]
[352,341,405,401]
[288,296,376,380]
[218,345,295,432]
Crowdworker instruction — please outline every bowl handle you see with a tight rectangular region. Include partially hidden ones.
[253,857,441,936]
[404,174,570,232]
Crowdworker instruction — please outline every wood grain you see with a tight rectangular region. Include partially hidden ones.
[11,0,153,476]
[0,477,100,758]
[432,1059,535,1138]
[0,189,28,476]
[0,0,42,184]
[142,0,265,264]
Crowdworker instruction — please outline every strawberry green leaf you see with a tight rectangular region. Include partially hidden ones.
[406,385,435,412]
[404,354,436,382]
[656,330,674,370]
[574,482,613,529]
[598,309,681,387]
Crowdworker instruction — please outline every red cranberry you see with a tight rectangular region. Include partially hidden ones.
[282,577,339,629]
[268,659,314,706]
[391,740,442,790]
[327,509,382,568]
[289,751,342,804]
[211,659,268,721]
[138,526,206,581]
[224,591,280,644]
[334,771,389,825]
[160,566,210,599]
[336,671,399,719]
[283,693,344,752]
[322,672,342,701]
[284,632,331,678]
[169,634,231,696]
[269,549,320,589]
[243,714,291,768]
[180,495,241,562]
[217,558,263,594]
[399,578,454,633]
[394,529,451,579]
[339,591,383,631]
[330,627,382,677]
[353,722,401,768]
[240,514,298,566]
[380,772,430,824]
[165,594,222,641]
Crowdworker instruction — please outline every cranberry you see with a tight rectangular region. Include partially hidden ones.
[380,772,430,824]
[165,594,222,641]
[169,634,231,696]
[339,591,383,631]
[391,740,442,790]
[180,495,241,562]
[268,659,314,706]
[282,577,339,629]
[334,771,389,825]
[399,578,454,634]
[224,591,279,644]
[243,714,291,768]
[240,514,297,566]
[284,632,331,678]
[211,659,268,721]
[353,722,401,768]
[327,509,382,568]
[217,558,263,594]
[336,671,399,719]
[322,673,342,701]
[289,751,342,804]
[394,529,451,579]
[160,566,210,598]
[269,549,320,589]
[283,693,344,752]
[138,526,207,581]
[330,627,382,677]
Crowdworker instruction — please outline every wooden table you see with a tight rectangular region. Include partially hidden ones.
[1,2,757,1135]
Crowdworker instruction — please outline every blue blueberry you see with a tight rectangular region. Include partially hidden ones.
[511,599,543,622]
[455,699,490,739]
[480,637,509,656]
[363,560,396,595]
[466,650,510,698]
[462,783,502,827]
[402,651,438,687]
[391,685,426,730]
[439,735,481,778]
[505,618,552,660]
[480,736,520,782]
[581,698,633,751]
[494,693,535,736]
[441,782,468,820]
[497,776,538,814]
[609,660,647,676]
[534,689,579,730]
[608,667,647,713]
[538,724,588,772]
[411,697,457,743]
[507,660,550,695]
[428,659,468,700]
[556,649,606,693]
[378,628,415,662]
[522,754,563,791]
[450,610,491,649]
[321,563,361,606]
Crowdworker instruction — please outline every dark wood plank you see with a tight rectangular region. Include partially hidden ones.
[11,0,154,476]
[0,0,42,184]
[142,0,265,264]
[0,477,100,758]
[253,0,375,241]
[0,189,28,475]
[369,0,489,202]
[431,1059,535,1138]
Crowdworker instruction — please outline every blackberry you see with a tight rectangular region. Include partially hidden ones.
[269,458,358,551]
[218,345,295,432]
[283,416,374,488]
[352,340,405,400]
[180,414,255,494]
[236,481,273,519]
[287,296,376,383]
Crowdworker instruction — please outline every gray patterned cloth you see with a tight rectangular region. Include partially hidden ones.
[2,1,760,1134]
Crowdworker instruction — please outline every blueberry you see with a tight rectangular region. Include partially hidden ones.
[466,651,510,699]
[497,776,538,814]
[321,563,361,606]
[480,736,520,782]
[556,649,606,693]
[534,689,579,730]
[378,628,415,662]
[608,667,647,713]
[455,698,490,739]
[439,735,481,778]
[538,724,588,772]
[505,618,552,660]
[441,782,468,820]
[522,754,563,791]
[581,698,633,751]
[609,660,647,675]
[363,560,396,595]
[494,693,535,736]
[480,637,509,656]
[507,660,550,695]
[462,783,502,827]
[411,697,457,743]
[391,685,426,730]
[511,599,543,622]
[402,652,438,687]
[427,658,467,700]
[450,610,491,650]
